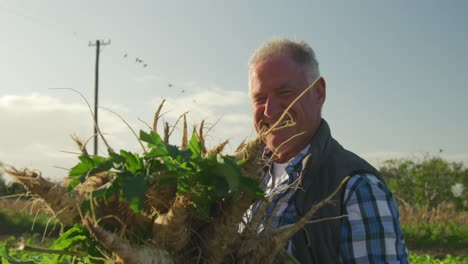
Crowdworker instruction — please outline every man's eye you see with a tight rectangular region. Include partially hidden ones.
[279,90,293,96]
[254,97,266,104]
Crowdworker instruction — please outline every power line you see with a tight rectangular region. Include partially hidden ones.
[89,39,111,156]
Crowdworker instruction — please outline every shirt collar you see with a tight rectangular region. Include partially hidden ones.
[262,144,311,174]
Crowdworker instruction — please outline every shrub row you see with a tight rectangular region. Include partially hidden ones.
[403,222,468,250]
[409,252,468,264]
[0,208,61,237]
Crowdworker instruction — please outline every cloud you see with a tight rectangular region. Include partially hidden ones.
[149,86,254,151]
[24,143,72,159]
[161,87,249,119]
[0,91,254,181]
[0,89,255,182]
[187,89,248,107]
[0,93,136,180]
[0,93,86,113]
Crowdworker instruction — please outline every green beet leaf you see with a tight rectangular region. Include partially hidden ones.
[120,150,144,174]
[216,155,241,192]
[69,155,112,177]
[50,225,87,248]
[188,133,202,158]
[121,172,147,213]
[139,130,164,147]
[239,176,265,199]
[140,130,180,158]
[69,156,95,176]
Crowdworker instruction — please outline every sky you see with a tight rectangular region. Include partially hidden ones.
[1,0,467,181]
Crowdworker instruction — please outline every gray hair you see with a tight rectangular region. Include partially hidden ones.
[248,38,320,82]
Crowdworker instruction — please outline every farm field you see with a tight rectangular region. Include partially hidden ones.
[1,199,467,263]
[1,149,467,263]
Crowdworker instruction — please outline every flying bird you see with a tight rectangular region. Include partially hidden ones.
[123,54,127,58]
[143,64,147,67]
[168,83,173,87]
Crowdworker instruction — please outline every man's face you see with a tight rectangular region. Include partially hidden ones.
[249,53,325,163]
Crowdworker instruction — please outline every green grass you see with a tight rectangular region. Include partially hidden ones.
[0,239,468,264]
[0,208,61,237]
[1,233,55,264]
[0,226,105,264]
[402,222,468,250]
[409,252,468,264]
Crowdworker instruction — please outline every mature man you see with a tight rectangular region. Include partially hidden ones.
[248,38,408,263]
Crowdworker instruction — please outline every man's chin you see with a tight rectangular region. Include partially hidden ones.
[267,137,293,153]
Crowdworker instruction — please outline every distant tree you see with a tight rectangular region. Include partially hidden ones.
[380,155,467,211]
[0,179,6,195]
[0,162,27,196]
[0,162,7,195]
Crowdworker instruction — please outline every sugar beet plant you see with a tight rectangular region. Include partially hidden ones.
[5,98,345,264]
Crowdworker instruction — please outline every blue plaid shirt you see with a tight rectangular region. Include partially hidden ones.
[259,148,409,263]
[261,146,309,229]
[340,174,409,263]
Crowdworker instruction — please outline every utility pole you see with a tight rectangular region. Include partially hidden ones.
[89,39,111,156]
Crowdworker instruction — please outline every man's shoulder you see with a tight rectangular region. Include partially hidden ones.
[346,173,382,188]
[343,173,393,205]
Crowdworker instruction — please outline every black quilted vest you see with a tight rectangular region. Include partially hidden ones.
[290,119,381,263]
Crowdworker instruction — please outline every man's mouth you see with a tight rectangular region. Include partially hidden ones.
[259,116,295,133]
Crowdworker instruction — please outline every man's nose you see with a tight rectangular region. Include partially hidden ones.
[264,97,282,118]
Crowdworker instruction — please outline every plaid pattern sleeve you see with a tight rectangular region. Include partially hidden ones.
[340,174,409,264]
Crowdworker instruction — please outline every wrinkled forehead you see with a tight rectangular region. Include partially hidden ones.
[248,54,304,92]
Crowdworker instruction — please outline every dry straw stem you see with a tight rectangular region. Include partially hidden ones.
[195,117,224,157]
[71,134,89,156]
[68,134,99,157]
[100,106,147,153]
[204,115,223,139]
[199,120,206,151]
[266,131,305,165]
[271,176,350,248]
[181,114,188,149]
[153,99,166,133]
[196,121,208,155]
[138,116,153,131]
[205,140,230,157]
[264,176,303,230]
[168,111,190,139]
[163,121,170,142]
[242,175,301,237]
[49,88,114,153]
[38,213,61,244]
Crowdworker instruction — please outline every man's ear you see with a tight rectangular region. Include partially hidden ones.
[315,77,326,105]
